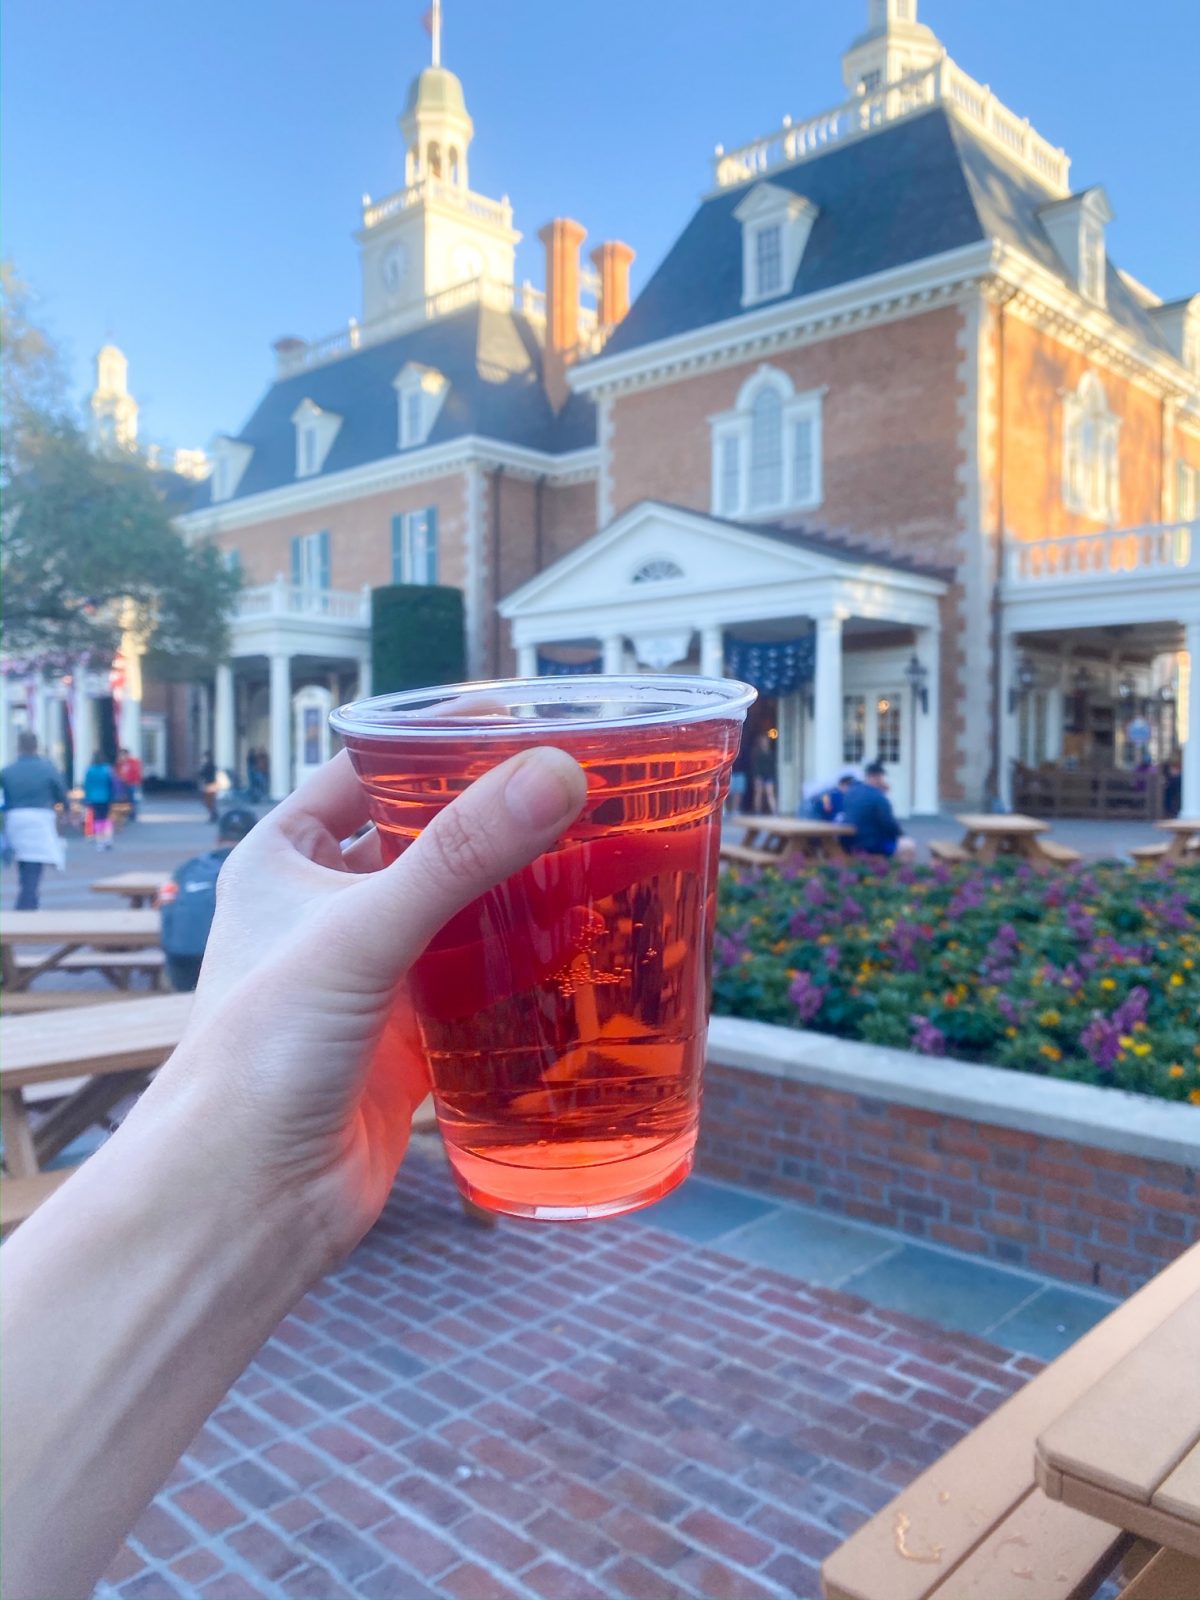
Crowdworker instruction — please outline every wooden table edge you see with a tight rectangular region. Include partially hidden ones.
[1037,1449,1200,1560]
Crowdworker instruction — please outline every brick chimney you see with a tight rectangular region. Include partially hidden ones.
[272,336,307,377]
[590,240,636,330]
[538,217,587,411]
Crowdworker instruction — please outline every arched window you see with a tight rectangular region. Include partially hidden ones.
[427,141,442,178]
[749,386,784,510]
[632,558,684,583]
[449,147,460,184]
[1063,373,1119,522]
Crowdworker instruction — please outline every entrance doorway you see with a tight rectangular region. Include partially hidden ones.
[842,687,911,816]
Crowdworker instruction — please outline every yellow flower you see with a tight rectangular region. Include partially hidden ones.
[1118,1034,1134,1049]
[1132,1042,1152,1057]
[1005,1026,1018,1037]
[1190,1089,1200,1106]
[1100,978,1117,990]
[1040,1043,1062,1062]
[1038,1009,1062,1027]
[1184,958,1194,969]
[1169,973,1184,988]
[1169,1065,1186,1079]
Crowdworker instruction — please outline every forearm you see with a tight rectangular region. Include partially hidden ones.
[0,1076,325,1600]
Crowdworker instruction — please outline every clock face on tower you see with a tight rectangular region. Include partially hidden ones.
[381,244,408,293]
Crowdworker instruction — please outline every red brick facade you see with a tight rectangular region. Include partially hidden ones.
[698,1061,1197,1298]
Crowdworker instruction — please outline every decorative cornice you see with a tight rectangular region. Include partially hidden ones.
[175,439,599,538]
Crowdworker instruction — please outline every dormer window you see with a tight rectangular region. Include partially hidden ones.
[209,436,253,504]
[291,399,342,480]
[1148,296,1200,377]
[733,183,819,309]
[1039,187,1113,309]
[710,366,824,519]
[393,363,449,450]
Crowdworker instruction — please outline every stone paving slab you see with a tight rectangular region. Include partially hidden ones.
[95,1148,1051,1600]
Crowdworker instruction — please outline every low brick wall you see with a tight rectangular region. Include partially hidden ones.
[700,1018,1200,1299]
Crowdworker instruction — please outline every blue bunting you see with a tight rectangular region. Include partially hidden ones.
[724,634,814,695]
[537,653,602,677]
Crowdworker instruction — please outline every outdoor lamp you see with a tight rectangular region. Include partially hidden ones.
[1118,674,1135,701]
[1008,654,1037,714]
[903,653,929,713]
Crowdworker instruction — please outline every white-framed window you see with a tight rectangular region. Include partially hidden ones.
[213,457,228,501]
[733,183,819,309]
[843,695,866,763]
[391,508,438,584]
[1062,373,1120,522]
[631,558,684,583]
[1080,223,1104,304]
[208,437,253,503]
[710,367,825,519]
[222,548,241,576]
[394,363,448,450]
[290,530,331,590]
[291,399,341,480]
[1178,462,1200,521]
[753,224,783,299]
[1038,188,1112,310]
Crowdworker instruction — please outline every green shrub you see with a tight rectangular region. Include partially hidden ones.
[371,584,465,694]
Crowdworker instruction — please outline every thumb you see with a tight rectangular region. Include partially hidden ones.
[327,745,587,992]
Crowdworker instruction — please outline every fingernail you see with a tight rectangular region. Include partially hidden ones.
[503,748,584,831]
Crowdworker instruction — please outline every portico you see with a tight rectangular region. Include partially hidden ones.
[217,578,372,797]
[500,502,948,817]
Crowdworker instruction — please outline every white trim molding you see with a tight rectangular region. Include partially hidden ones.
[709,366,825,519]
[291,398,342,480]
[733,182,819,308]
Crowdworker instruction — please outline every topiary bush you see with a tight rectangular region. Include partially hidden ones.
[371,584,465,694]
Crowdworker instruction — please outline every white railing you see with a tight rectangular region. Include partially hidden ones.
[362,179,512,232]
[1007,522,1197,584]
[713,54,1070,196]
[235,581,371,625]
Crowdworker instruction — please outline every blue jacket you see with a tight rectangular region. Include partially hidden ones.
[842,780,901,855]
[83,763,114,804]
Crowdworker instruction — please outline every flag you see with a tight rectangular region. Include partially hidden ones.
[420,5,433,33]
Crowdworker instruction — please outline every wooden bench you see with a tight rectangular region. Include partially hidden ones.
[0,1169,74,1234]
[1131,842,1171,864]
[0,989,138,1014]
[821,1239,1200,1600]
[13,949,166,990]
[928,839,971,864]
[1035,838,1084,866]
[719,842,780,868]
[1121,1548,1200,1598]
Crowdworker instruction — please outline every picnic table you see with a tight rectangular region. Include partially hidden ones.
[0,992,192,1180]
[1150,818,1200,864]
[723,814,854,867]
[1036,1288,1200,1565]
[952,812,1082,869]
[89,871,170,909]
[0,909,164,992]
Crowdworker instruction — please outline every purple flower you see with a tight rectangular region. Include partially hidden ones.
[909,1014,947,1056]
[788,970,826,1023]
[1079,1014,1121,1073]
[802,875,827,905]
[714,926,749,969]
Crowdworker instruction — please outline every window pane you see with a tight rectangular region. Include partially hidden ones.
[876,696,901,764]
[792,416,814,504]
[749,388,783,509]
[302,426,316,473]
[405,390,423,445]
[719,435,740,515]
[755,224,782,296]
[391,513,404,582]
[842,695,865,763]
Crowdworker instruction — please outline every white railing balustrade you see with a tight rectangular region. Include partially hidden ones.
[362,179,513,233]
[714,54,1070,196]
[235,581,371,625]
[1007,522,1197,584]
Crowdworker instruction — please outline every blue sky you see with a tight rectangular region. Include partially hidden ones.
[3,0,1197,453]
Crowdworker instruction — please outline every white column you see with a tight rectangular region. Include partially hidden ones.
[516,642,537,679]
[269,652,292,799]
[699,625,724,680]
[214,662,235,776]
[1045,655,1066,761]
[34,677,53,756]
[912,624,941,815]
[601,635,624,674]
[357,654,373,700]
[71,670,90,786]
[813,613,844,780]
[1183,620,1200,818]
[997,629,1020,810]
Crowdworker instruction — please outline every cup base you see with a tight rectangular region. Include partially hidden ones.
[448,1145,695,1223]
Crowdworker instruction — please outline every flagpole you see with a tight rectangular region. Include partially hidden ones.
[431,0,441,66]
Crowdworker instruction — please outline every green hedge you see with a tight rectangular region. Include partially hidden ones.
[371,584,465,694]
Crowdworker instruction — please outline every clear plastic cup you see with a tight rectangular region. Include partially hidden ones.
[331,674,755,1220]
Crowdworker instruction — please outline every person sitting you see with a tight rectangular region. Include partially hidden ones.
[842,761,905,858]
[159,807,258,990]
[807,772,855,822]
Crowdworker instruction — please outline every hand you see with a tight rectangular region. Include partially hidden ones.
[130,746,587,1267]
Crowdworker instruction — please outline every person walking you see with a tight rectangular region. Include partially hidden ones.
[0,731,67,909]
[83,751,116,850]
[115,747,144,822]
[751,733,778,815]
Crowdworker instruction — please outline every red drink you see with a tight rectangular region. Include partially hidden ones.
[333,676,754,1220]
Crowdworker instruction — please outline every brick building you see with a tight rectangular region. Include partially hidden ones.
[167,0,1198,812]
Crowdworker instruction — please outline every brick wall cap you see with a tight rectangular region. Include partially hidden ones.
[707,1016,1200,1168]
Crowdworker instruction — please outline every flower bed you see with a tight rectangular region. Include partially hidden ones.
[713,858,1200,1103]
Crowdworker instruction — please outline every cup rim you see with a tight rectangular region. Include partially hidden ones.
[330,673,757,740]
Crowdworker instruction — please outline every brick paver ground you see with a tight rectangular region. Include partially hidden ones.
[94,1144,1043,1600]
